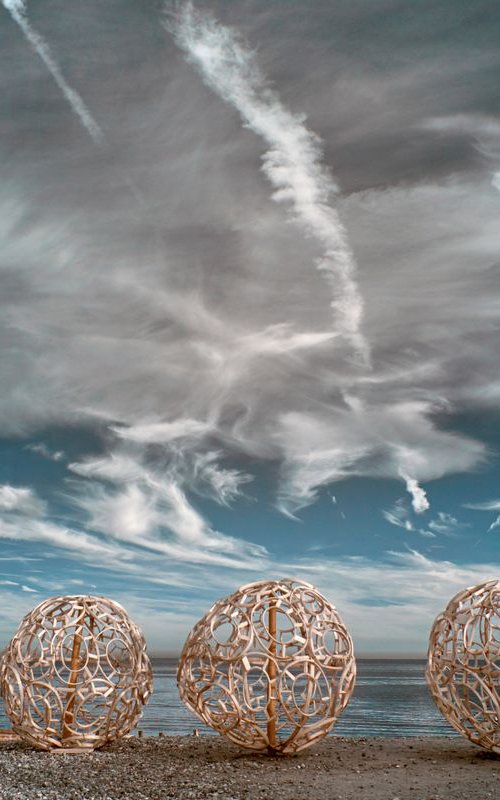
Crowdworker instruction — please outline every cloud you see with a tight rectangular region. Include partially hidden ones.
[0,516,123,560]
[2,0,104,145]
[427,512,467,536]
[275,400,486,514]
[421,114,500,189]
[26,442,65,461]
[382,499,414,531]
[0,467,496,653]
[67,452,267,569]
[488,515,500,532]
[0,1,497,543]
[464,499,500,511]
[279,548,500,654]
[166,1,369,363]
[0,589,45,643]
[190,451,253,505]
[383,502,469,539]
[400,472,429,514]
[462,499,500,532]
[77,483,157,542]
[68,453,146,483]
[382,499,435,538]
[111,418,211,445]
[0,484,46,517]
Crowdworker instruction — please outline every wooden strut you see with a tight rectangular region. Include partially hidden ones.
[1,595,153,751]
[426,578,500,755]
[177,579,356,754]
[266,601,277,754]
[62,610,92,741]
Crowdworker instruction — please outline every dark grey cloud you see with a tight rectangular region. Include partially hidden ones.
[1,0,499,519]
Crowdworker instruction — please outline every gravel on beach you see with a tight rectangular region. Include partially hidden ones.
[0,735,498,800]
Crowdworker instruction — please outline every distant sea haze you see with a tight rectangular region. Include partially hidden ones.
[0,659,454,738]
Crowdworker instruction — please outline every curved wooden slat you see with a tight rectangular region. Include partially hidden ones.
[177,578,356,754]
[426,579,500,754]
[0,595,153,751]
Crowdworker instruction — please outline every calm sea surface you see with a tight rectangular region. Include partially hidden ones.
[0,659,457,738]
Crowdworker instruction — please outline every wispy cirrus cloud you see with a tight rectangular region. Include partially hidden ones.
[1,484,497,653]
[0,484,46,517]
[280,548,500,654]
[382,499,435,538]
[421,113,500,192]
[427,512,469,537]
[464,499,500,511]
[0,3,497,522]
[383,499,471,542]
[1,1,499,656]
[68,443,263,570]
[383,499,415,532]
[26,442,65,461]
[275,399,485,514]
[166,1,369,363]
[462,498,500,533]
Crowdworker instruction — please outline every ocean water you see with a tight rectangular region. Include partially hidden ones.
[0,658,457,738]
[140,658,456,738]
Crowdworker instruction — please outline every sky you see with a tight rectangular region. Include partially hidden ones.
[0,0,499,656]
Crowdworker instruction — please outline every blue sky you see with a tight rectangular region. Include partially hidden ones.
[0,0,499,655]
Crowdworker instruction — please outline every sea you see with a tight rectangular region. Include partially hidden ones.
[0,658,457,738]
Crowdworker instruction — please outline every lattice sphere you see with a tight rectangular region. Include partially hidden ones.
[177,578,356,754]
[0,595,153,751]
[427,579,500,753]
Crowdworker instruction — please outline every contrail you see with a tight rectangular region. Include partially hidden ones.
[166,2,369,364]
[2,0,104,145]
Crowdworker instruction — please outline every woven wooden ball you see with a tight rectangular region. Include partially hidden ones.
[0,595,153,751]
[427,579,500,753]
[177,578,356,753]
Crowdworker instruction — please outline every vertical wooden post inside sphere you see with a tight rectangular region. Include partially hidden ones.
[1,595,153,751]
[266,599,277,753]
[62,608,88,740]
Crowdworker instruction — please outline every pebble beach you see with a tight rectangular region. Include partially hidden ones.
[0,734,498,800]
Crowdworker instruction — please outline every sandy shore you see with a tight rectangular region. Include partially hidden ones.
[0,735,498,800]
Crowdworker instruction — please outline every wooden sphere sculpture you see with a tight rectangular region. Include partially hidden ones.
[0,595,153,751]
[427,579,500,753]
[177,578,356,754]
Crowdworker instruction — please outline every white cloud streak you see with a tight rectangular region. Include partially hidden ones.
[276,401,485,514]
[464,499,500,511]
[2,0,104,145]
[400,472,430,514]
[489,516,500,532]
[166,1,369,363]
[427,512,467,536]
[0,484,46,517]
[0,516,124,560]
[67,449,266,569]
[26,442,65,461]
[421,113,500,194]
[293,549,500,654]
[0,5,497,538]
[111,418,211,445]
[382,499,435,538]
